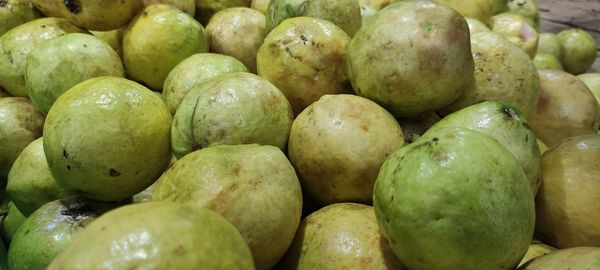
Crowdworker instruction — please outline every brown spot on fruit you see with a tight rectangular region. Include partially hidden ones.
[109,168,121,177]
[64,0,82,14]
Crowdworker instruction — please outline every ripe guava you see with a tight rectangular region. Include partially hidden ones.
[195,0,251,24]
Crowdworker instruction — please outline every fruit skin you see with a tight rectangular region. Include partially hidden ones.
[359,3,377,25]
[195,0,251,25]
[0,97,45,180]
[171,72,293,158]
[507,0,539,27]
[7,138,70,216]
[251,0,269,14]
[257,17,352,115]
[558,28,597,75]
[280,203,406,270]
[162,53,248,115]
[0,0,41,36]
[465,17,490,34]
[90,27,125,58]
[490,12,539,58]
[123,4,209,90]
[31,0,142,31]
[428,101,541,196]
[529,70,597,147]
[518,247,600,270]
[347,0,473,118]
[517,241,555,267]
[142,0,195,16]
[43,77,172,202]
[578,73,600,104]
[533,53,563,70]
[434,0,494,24]
[266,0,361,37]
[442,32,540,117]
[0,18,86,97]
[288,94,404,205]
[0,201,25,243]
[537,33,564,60]
[153,144,301,270]
[535,135,600,248]
[48,202,255,270]
[7,196,124,270]
[26,33,125,113]
[374,127,535,270]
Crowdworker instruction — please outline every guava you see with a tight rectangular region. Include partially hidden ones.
[142,0,195,16]
[206,7,265,73]
[347,0,473,118]
[266,0,361,37]
[257,17,352,115]
[374,127,535,270]
[517,241,555,267]
[535,135,600,247]
[0,201,25,243]
[507,0,540,27]
[490,12,539,58]
[465,17,490,34]
[434,0,495,24]
[288,94,404,205]
[123,4,208,90]
[359,4,377,25]
[578,73,600,104]
[280,203,406,270]
[251,0,269,14]
[48,202,255,269]
[195,0,251,24]
[7,138,70,216]
[43,77,172,202]
[558,28,597,75]
[428,101,541,196]
[518,247,600,270]
[26,33,125,113]
[537,32,564,59]
[162,53,248,115]
[0,97,45,179]
[171,73,293,158]
[533,53,563,70]
[31,0,142,31]
[529,70,597,147]
[0,18,86,97]
[359,0,399,10]
[442,32,540,117]
[0,0,40,36]
[491,0,508,14]
[397,112,442,144]
[90,27,125,58]
[8,196,124,270]
[152,144,302,270]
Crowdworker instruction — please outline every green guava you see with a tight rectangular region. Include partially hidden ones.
[7,196,124,270]
[465,17,490,34]
[280,203,406,269]
[195,0,251,24]
[7,138,70,216]
[162,53,248,115]
[0,18,86,97]
[558,28,598,75]
[257,17,352,115]
[434,0,494,24]
[266,0,361,36]
[578,73,600,104]
[48,202,255,269]
[0,235,6,270]
[288,94,404,205]
[123,4,208,90]
[374,127,535,270]
[442,32,540,117]
[152,144,302,270]
[359,3,377,25]
[537,33,564,60]
[0,0,41,36]
[347,1,473,118]
[491,0,508,14]
[517,241,555,267]
[507,0,540,27]
[0,97,45,179]
[90,27,125,58]
[0,201,25,243]
[43,77,172,202]
[490,12,539,58]
[26,33,125,113]
[518,247,600,270]
[533,53,563,70]
[31,0,142,31]
[142,0,195,16]
[171,72,293,158]
[251,0,269,14]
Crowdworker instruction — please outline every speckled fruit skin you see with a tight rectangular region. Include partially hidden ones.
[257,17,352,115]
[266,0,361,37]
[7,197,123,270]
[195,0,251,24]
[0,97,45,179]
[7,138,70,216]
[347,0,474,118]
[428,101,541,196]
[533,53,563,70]
[507,0,540,27]
[490,12,539,58]
[171,72,293,158]
[518,247,600,270]
[142,0,196,16]
[31,0,142,31]
[529,70,597,147]
[537,33,564,59]
[26,33,125,113]
[280,203,406,270]
[43,77,172,202]
[374,127,535,270]
[442,32,540,117]
[48,202,255,270]
[0,0,41,36]
[434,0,494,24]
[517,242,555,267]
[558,28,597,75]
[0,18,86,97]
[162,53,248,115]
[288,94,404,205]
[465,17,490,34]
[535,135,600,248]
[152,144,302,270]
[123,4,208,90]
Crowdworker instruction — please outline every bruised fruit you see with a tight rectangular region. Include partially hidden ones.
[490,12,539,58]
[347,0,473,118]
[0,0,40,36]
[558,28,597,75]
[43,77,172,202]
[518,247,600,270]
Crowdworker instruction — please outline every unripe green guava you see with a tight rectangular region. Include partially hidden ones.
[537,32,564,59]
[0,0,40,36]
[558,28,597,75]
[533,53,563,70]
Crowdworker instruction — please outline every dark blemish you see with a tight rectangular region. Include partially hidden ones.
[432,137,439,142]
[66,165,71,170]
[63,149,69,159]
[522,121,531,130]
[300,34,308,44]
[83,44,87,48]
[500,106,515,118]
[7,52,13,64]
[0,1,7,7]
[109,168,121,177]
[64,0,82,14]
[174,245,185,255]
[525,133,529,143]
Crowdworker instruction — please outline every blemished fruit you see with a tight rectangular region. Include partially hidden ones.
[374,127,535,270]
[518,247,600,270]
[43,77,172,202]
[47,202,255,270]
[558,28,597,75]
[0,0,41,36]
